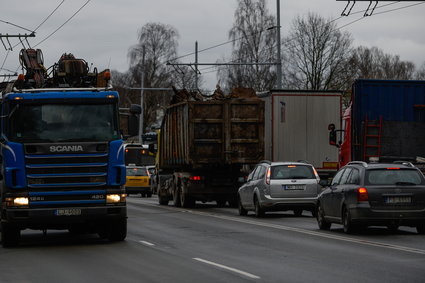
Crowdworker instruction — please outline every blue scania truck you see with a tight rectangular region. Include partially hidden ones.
[0,49,140,247]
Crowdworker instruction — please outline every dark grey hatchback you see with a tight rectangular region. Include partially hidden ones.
[316,161,425,234]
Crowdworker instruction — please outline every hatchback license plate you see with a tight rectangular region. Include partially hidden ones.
[282,185,304,190]
[55,209,82,216]
[384,196,411,204]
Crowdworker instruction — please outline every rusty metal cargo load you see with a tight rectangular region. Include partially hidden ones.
[159,98,265,169]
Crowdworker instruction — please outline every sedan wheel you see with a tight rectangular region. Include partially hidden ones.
[317,204,331,230]
[342,207,358,234]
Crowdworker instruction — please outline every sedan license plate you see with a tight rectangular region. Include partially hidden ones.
[282,185,305,190]
[384,196,411,204]
[55,209,82,216]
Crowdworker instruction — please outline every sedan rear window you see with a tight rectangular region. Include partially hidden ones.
[366,169,424,185]
[271,165,315,180]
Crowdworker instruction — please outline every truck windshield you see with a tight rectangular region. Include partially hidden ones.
[8,103,119,143]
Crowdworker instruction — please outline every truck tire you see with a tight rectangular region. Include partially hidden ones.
[1,223,20,248]
[173,184,182,207]
[158,192,169,205]
[107,219,127,242]
[180,192,195,208]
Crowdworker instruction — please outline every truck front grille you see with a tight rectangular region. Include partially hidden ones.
[25,153,108,190]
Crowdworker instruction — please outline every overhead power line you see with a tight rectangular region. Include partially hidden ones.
[33,0,66,32]
[192,1,423,78]
[34,0,91,48]
[0,19,35,33]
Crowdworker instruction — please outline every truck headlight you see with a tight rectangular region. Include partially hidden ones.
[106,194,126,204]
[6,197,29,207]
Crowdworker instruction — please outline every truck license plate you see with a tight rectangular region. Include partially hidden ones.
[55,209,82,216]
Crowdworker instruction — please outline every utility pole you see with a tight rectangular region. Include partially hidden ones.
[276,0,282,89]
[139,45,146,144]
[195,41,199,90]
[0,33,35,50]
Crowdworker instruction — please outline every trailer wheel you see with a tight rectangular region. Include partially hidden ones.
[1,223,20,248]
[180,182,195,208]
[158,192,169,205]
[173,183,182,207]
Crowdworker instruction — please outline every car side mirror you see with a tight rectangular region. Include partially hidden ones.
[319,179,330,187]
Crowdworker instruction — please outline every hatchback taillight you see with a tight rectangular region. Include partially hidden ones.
[266,168,271,185]
[357,187,369,202]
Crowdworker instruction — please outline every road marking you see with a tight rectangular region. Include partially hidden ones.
[139,240,155,246]
[193,258,260,279]
[136,201,425,256]
[191,211,425,256]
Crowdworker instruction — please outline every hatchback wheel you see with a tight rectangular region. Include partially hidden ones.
[317,204,331,230]
[238,196,248,216]
[342,206,358,234]
[254,197,264,218]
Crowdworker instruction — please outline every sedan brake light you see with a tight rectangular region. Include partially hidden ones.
[189,176,201,181]
[357,187,369,202]
[266,167,271,185]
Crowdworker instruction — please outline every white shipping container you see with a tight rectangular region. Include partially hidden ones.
[259,90,342,177]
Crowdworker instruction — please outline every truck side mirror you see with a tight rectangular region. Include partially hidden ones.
[328,123,338,147]
[130,104,141,114]
[126,104,141,137]
[128,114,139,137]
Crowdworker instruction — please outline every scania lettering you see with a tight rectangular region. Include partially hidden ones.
[49,145,84,152]
[0,49,140,247]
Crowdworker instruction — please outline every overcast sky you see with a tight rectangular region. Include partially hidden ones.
[1,0,424,90]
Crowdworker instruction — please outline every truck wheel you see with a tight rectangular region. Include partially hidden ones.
[1,223,20,248]
[158,192,169,205]
[173,185,182,207]
[107,219,127,242]
[180,192,195,208]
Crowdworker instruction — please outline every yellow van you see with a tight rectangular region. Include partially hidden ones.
[125,165,152,197]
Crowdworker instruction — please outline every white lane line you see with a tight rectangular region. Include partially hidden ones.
[193,258,260,280]
[139,240,155,246]
[137,201,425,255]
[191,211,425,256]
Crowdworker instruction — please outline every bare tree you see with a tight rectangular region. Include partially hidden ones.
[350,46,415,80]
[217,0,277,92]
[415,62,425,80]
[284,13,353,90]
[127,22,180,131]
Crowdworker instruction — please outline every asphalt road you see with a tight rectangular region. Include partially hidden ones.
[1,195,425,283]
